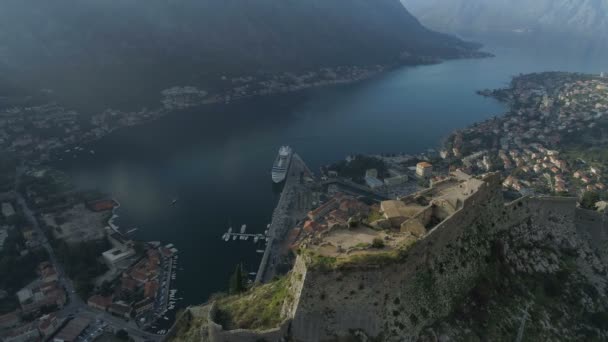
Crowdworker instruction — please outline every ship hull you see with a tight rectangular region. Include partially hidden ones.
[271,146,292,183]
[272,171,287,183]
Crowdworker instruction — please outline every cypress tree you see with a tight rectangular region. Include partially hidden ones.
[229,263,245,294]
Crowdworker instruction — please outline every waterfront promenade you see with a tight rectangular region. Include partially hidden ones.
[255,153,313,283]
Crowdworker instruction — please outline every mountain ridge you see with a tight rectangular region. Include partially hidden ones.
[403,0,608,44]
[0,0,485,109]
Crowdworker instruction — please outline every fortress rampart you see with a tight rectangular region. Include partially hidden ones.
[193,173,607,342]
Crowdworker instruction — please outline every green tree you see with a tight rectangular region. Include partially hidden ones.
[115,329,129,341]
[133,241,145,255]
[229,264,246,295]
[580,191,600,210]
[372,238,385,249]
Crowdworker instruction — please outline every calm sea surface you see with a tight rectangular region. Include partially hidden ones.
[55,43,607,310]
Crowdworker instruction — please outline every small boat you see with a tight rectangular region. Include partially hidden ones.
[233,235,237,241]
[256,250,265,253]
[254,236,259,243]
[171,198,179,206]
[240,224,247,234]
[249,272,256,276]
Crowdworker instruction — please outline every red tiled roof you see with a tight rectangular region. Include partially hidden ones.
[121,277,138,292]
[144,281,159,298]
[87,199,117,212]
[87,295,112,309]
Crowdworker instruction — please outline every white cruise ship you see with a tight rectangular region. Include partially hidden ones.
[271,146,293,183]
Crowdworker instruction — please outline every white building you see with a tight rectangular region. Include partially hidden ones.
[17,288,33,304]
[102,247,135,266]
[384,175,408,186]
[416,162,433,178]
[365,176,384,190]
[365,169,378,179]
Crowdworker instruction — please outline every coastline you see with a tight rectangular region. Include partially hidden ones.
[7,49,494,168]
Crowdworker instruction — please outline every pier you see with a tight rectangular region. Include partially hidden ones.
[221,233,267,242]
[255,153,314,283]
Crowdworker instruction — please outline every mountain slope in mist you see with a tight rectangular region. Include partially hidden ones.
[0,0,481,99]
[403,0,608,42]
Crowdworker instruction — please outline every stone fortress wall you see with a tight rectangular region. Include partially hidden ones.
[575,206,608,262]
[205,302,291,342]
[289,176,605,341]
[196,173,607,342]
[290,173,509,341]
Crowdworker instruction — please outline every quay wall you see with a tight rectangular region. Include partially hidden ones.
[255,154,300,283]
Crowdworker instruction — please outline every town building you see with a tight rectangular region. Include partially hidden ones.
[144,281,159,298]
[86,199,117,212]
[2,322,39,342]
[53,317,90,342]
[384,175,408,186]
[416,162,433,178]
[308,198,339,222]
[37,314,63,339]
[134,297,155,316]
[365,176,384,189]
[38,262,59,283]
[87,295,112,311]
[109,303,132,319]
[102,247,135,266]
[365,169,378,178]
[0,311,20,330]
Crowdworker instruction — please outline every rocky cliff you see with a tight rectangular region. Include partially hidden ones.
[171,173,608,341]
